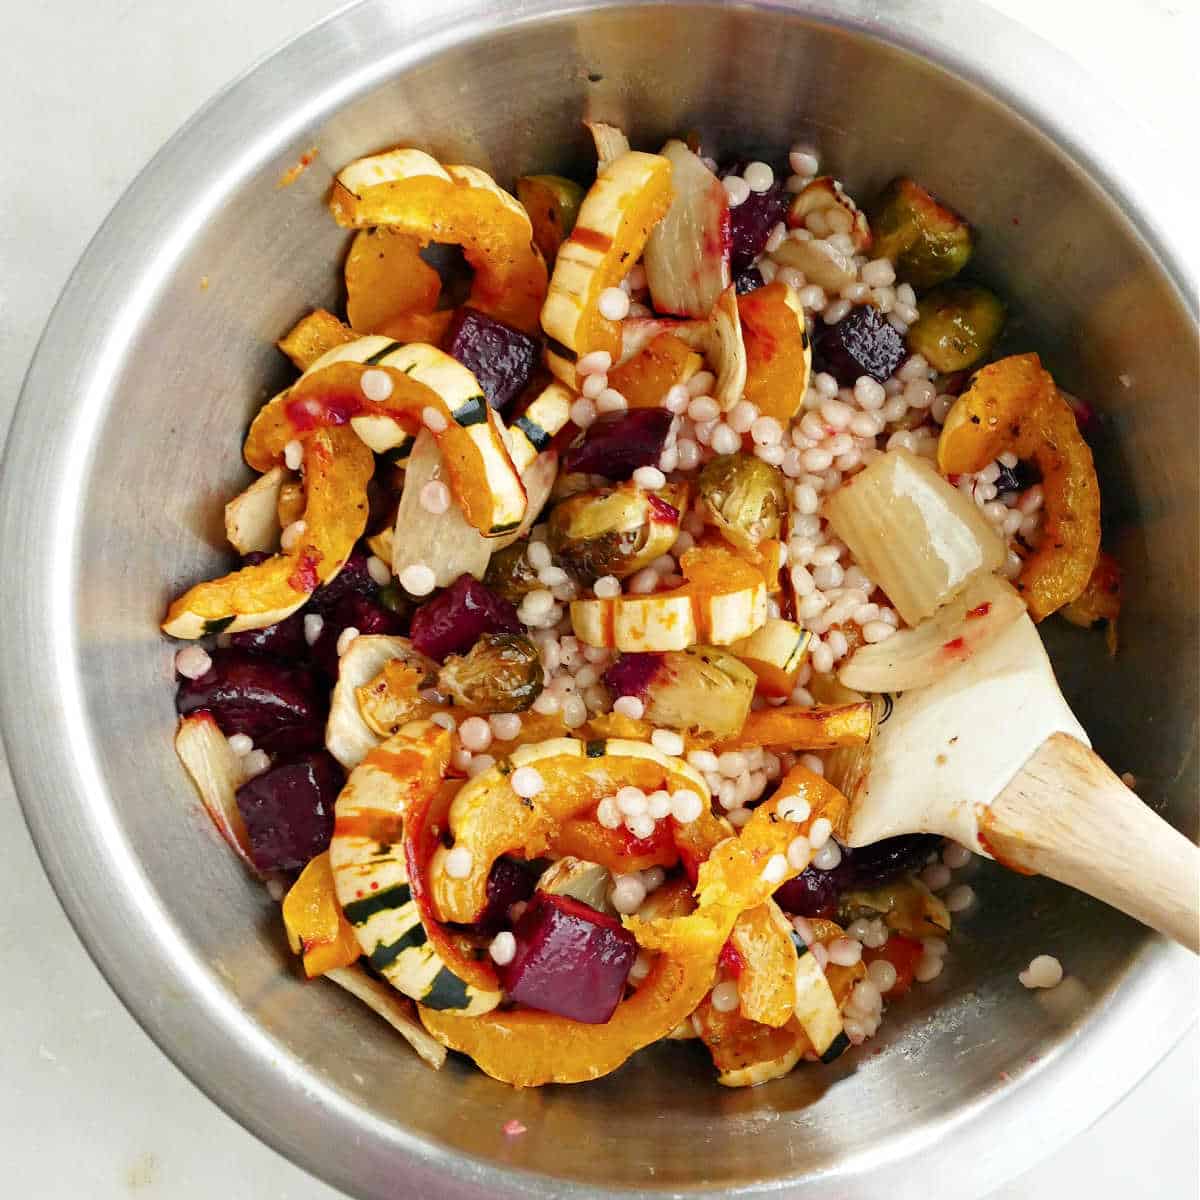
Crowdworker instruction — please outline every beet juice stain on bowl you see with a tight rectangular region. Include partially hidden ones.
[9,5,1189,1196]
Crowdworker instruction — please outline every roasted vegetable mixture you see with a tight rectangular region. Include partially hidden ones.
[165,127,1113,1088]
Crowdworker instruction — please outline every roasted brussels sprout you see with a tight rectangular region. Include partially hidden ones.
[547,482,686,583]
[603,645,756,736]
[437,633,544,713]
[906,283,1005,373]
[697,453,786,552]
[483,542,546,604]
[870,177,974,289]
[356,657,438,738]
[838,875,951,938]
[517,174,585,262]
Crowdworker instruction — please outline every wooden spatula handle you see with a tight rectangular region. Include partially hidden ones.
[982,733,1199,952]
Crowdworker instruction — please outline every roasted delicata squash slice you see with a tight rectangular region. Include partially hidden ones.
[282,851,361,977]
[163,427,372,637]
[542,150,674,385]
[570,545,767,652]
[344,226,442,334]
[938,353,1101,620]
[428,736,708,925]
[329,720,504,1016]
[731,618,811,697]
[505,380,573,475]
[738,282,811,423]
[712,702,874,757]
[329,148,547,333]
[247,354,526,537]
[277,308,356,371]
[730,900,801,1028]
[174,713,255,871]
[607,331,704,409]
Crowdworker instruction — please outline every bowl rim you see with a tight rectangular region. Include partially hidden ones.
[1,1,1196,1197]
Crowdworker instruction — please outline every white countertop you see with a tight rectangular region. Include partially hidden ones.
[1,1,1196,1195]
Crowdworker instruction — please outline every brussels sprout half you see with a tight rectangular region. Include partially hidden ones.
[870,177,974,290]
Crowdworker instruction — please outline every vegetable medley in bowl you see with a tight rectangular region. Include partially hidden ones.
[163,123,1117,1088]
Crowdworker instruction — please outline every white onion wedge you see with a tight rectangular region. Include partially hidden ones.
[823,448,1005,627]
[617,315,707,364]
[586,121,631,168]
[325,966,447,1070]
[839,575,1026,693]
[644,140,730,318]
[771,234,857,293]
[786,176,871,251]
[224,467,289,555]
[174,714,256,872]
[705,286,747,410]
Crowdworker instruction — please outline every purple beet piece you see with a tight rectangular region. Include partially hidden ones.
[774,856,854,920]
[603,653,667,701]
[235,751,344,872]
[721,163,789,273]
[175,650,325,755]
[446,307,539,413]
[563,409,673,480]
[734,266,765,295]
[813,304,906,386]
[409,574,520,662]
[307,548,378,613]
[311,592,407,679]
[470,858,539,936]
[499,891,637,1024]
[227,610,308,661]
[847,834,942,890]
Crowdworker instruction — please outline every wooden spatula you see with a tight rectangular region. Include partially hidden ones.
[845,614,1199,952]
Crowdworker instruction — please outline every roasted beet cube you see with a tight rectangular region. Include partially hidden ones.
[307,548,378,613]
[563,409,673,480]
[235,751,343,871]
[813,304,905,385]
[311,592,407,679]
[774,860,850,920]
[175,650,325,755]
[471,858,539,936]
[409,574,520,661]
[721,163,788,273]
[227,610,308,661]
[446,307,539,413]
[499,891,637,1024]
[846,834,941,890]
[734,266,765,295]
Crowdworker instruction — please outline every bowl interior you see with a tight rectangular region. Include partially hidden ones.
[7,2,1197,1198]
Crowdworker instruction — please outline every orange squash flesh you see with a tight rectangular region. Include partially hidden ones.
[282,851,361,978]
[607,332,699,408]
[712,702,874,753]
[738,282,810,423]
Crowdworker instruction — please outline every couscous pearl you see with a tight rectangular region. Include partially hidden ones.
[613,695,645,720]
[444,846,474,879]
[596,798,622,828]
[489,931,517,966]
[422,406,448,433]
[914,954,945,983]
[761,854,789,885]
[628,952,654,983]
[1019,954,1064,989]
[400,563,437,596]
[651,729,685,757]
[280,520,307,552]
[580,372,608,400]
[664,384,691,413]
[779,795,812,824]
[576,350,613,376]
[867,958,899,993]
[283,439,304,471]
[570,398,597,427]
[467,754,495,778]
[756,443,785,466]
[596,388,628,414]
[511,766,545,799]
[611,874,647,914]
[593,575,621,599]
[687,749,719,772]
[627,813,656,839]
[797,284,826,310]
[862,620,896,644]
[751,416,783,445]
[676,439,702,470]
[242,749,271,778]
[522,589,555,618]
[808,817,833,850]
[459,717,493,753]
[432,712,458,732]
[828,937,863,967]
[710,424,742,455]
[670,789,703,823]
[532,691,562,715]
[336,626,360,657]
[823,299,852,324]
[688,395,720,422]
[616,786,648,816]
[175,646,213,679]
[360,367,394,402]
[710,979,742,1012]
[227,733,254,756]
[539,565,570,589]
[633,465,666,490]
[944,884,975,912]
[628,567,660,595]
[922,864,952,891]
[786,835,812,870]
[647,791,672,819]
[799,754,824,776]
[923,937,949,958]
[722,175,751,206]
[574,665,599,688]
[812,840,842,871]
[687,370,717,397]
[743,161,775,192]
[598,286,631,321]
[943,842,973,870]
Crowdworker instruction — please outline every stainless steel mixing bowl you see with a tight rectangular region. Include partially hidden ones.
[2,1,1196,1196]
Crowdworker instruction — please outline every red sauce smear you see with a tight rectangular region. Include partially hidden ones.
[288,549,322,593]
[646,493,681,523]
[966,602,992,619]
[718,940,745,977]
[570,227,613,253]
[284,387,367,431]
